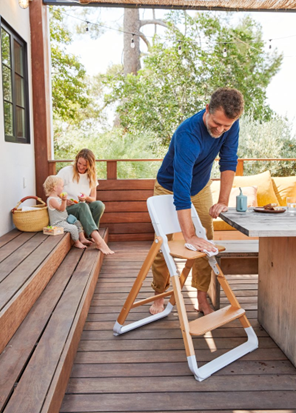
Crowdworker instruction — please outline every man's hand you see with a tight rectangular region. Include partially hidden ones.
[209,202,228,219]
[67,199,75,207]
[186,235,217,253]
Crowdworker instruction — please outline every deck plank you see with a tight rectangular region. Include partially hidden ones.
[61,240,296,413]
[0,229,22,248]
[0,232,46,282]
[0,232,36,264]
[60,391,296,412]
[0,248,83,411]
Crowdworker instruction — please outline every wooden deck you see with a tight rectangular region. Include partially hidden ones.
[0,229,107,413]
[61,241,296,413]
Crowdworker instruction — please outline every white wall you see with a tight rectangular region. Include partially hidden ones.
[0,0,35,236]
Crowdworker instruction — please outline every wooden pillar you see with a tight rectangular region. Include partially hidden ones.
[30,0,52,200]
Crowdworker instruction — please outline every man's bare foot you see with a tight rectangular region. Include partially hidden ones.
[194,290,214,315]
[73,240,87,249]
[149,293,165,315]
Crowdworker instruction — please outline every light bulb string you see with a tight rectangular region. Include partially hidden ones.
[57,9,295,51]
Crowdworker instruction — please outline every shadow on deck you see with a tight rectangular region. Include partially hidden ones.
[61,241,296,413]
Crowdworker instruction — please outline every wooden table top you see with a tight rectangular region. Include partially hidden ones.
[220,207,296,237]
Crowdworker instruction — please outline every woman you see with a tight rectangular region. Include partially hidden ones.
[57,149,114,255]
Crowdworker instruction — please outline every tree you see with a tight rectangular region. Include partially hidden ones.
[49,7,91,121]
[104,12,283,142]
[123,8,168,75]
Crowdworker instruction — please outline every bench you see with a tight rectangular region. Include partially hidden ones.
[0,228,107,413]
[208,240,259,310]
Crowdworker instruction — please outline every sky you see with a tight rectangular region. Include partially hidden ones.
[65,7,296,132]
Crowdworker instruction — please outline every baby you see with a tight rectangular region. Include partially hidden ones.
[43,175,91,249]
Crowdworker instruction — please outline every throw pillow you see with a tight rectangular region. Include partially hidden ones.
[233,170,278,207]
[210,180,257,207]
[272,176,296,206]
[228,186,258,207]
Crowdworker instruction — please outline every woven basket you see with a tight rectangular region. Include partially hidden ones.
[11,196,49,232]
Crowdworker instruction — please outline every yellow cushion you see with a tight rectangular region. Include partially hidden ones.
[213,218,236,231]
[272,176,296,206]
[233,171,278,207]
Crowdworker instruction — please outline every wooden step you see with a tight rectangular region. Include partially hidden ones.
[0,228,108,413]
[188,305,245,336]
[0,231,71,354]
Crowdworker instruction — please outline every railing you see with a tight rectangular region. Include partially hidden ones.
[48,158,296,179]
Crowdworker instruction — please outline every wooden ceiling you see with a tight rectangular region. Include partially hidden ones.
[79,0,296,11]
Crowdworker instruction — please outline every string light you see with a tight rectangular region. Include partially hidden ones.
[57,10,294,57]
[178,41,182,55]
[131,34,135,49]
[223,44,227,57]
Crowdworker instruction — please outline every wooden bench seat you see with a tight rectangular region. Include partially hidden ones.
[208,240,259,310]
[0,228,107,413]
[0,230,71,354]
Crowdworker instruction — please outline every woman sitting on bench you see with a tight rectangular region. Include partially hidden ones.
[57,148,114,255]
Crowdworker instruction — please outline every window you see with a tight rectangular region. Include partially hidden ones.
[1,19,30,143]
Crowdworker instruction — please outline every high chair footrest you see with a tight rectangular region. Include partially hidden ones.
[189,305,245,336]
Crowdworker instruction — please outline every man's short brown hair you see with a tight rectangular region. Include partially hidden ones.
[209,87,244,119]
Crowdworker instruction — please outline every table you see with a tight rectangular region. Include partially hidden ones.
[220,207,296,367]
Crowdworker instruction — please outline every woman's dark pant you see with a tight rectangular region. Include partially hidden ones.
[66,201,105,238]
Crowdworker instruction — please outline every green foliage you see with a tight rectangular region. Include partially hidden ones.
[104,12,282,142]
[238,114,296,176]
[54,126,166,178]
[50,7,90,121]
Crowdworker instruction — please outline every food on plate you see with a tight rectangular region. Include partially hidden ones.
[263,203,278,210]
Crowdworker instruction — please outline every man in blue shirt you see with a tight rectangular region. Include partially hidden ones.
[150,87,244,315]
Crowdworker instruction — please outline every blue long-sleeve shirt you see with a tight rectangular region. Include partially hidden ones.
[157,109,239,210]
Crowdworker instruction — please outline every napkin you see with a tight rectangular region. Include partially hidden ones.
[185,241,219,257]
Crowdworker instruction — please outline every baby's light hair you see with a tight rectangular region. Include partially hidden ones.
[43,175,63,196]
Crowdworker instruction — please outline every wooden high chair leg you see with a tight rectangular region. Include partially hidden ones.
[169,259,195,307]
[171,274,195,358]
[113,236,176,336]
[210,257,251,329]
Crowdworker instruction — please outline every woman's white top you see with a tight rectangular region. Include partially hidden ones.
[57,165,93,201]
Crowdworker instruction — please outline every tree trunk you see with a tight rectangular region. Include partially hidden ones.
[123,8,141,75]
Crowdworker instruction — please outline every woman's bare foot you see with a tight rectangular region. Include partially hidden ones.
[90,230,114,255]
[79,236,92,245]
[95,239,115,255]
[73,240,87,249]
[194,290,214,315]
[149,292,165,315]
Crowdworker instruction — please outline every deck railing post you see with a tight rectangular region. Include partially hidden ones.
[107,160,117,180]
[48,161,56,176]
[236,159,244,176]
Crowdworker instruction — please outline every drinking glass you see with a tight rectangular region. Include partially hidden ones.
[286,197,296,214]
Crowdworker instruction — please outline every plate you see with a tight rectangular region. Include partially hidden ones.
[253,207,286,214]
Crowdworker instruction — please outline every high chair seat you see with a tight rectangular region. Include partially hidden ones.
[168,239,225,259]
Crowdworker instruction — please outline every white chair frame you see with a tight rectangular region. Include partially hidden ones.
[113,195,258,381]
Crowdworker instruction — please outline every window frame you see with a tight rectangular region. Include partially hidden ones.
[1,17,30,144]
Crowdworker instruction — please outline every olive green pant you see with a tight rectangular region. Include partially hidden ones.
[151,180,213,293]
[66,201,105,238]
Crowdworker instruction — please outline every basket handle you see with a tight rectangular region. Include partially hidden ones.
[12,196,46,213]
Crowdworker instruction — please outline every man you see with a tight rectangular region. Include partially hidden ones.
[149,87,244,316]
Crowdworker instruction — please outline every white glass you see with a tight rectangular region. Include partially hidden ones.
[287,197,296,213]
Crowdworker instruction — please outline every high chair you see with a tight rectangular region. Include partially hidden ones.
[113,194,258,381]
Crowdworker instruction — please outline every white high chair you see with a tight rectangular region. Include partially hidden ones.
[113,194,258,381]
